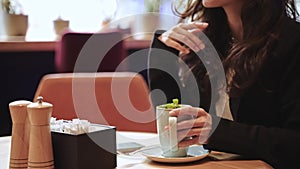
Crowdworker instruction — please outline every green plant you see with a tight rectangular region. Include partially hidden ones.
[159,98,181,109]
[144,0,162,12]
[1,0,22,14]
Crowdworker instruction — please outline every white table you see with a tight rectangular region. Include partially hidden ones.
[0,132,157,169]
[0,132,273,169]
[0,136,10,169]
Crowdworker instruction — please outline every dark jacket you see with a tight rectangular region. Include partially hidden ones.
[148,17,300,169]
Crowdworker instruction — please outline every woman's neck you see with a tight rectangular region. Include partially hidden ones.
[223,3,244,41]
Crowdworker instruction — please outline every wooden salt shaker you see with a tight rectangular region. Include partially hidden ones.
[27,96,54,169]
[9,100,32,169]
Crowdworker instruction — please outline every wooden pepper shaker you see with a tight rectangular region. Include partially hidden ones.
[27,96,54,169]
[9,100,32,169]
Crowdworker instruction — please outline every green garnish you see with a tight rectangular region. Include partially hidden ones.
[160,98,180,109]
[173,98,178,106]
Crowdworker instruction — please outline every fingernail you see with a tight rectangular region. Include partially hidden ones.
[195,21,209,27]
[164,126,169,131]
[194,46,200,52]
[200,44,205,50]
[185,49,190,54]
[202,22,209,27]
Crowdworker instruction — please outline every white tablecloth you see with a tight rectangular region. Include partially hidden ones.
[0,132,158,169]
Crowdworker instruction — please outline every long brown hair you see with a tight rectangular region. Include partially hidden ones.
[173,0,298,97]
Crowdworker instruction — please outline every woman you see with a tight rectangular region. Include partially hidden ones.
[148,0,300,168]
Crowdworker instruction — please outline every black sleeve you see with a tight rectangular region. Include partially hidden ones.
[204,46,300,169]
[148,30,205,107]
[147,30,181,106]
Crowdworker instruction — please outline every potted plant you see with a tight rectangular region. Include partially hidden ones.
[1,0,28,36]
[132,0,163,39]
[53,16,69,36]
[144,0,162,13]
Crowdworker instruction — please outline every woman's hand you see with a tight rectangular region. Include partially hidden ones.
[158,22,209,54]
[169,106,212,147]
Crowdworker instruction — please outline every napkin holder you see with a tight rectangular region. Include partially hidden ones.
[51,124,116,169]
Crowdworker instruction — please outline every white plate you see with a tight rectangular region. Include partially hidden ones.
[141,145,209,163]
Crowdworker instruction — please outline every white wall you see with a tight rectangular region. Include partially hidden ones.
[1,0,297,37]
[0,7,5,36]
[0,0,176,37]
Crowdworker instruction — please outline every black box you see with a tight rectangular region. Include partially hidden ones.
[51,124,116,169]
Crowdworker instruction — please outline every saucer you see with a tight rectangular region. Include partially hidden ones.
[141,145,209,163]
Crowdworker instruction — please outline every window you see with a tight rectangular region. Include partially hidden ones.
[0,0,176,38]
[1,1,300,38]
[19,0,128,39]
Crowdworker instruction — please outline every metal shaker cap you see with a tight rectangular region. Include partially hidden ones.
[27,96,53,126]
[27,96,53,109]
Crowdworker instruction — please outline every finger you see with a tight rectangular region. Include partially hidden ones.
[158,22,208,53]
[163,23,206,52]
[176,28,206,51]
[178,135,209,147]
[178,129,211,147]
[178,136,200,147]
[182,22,208,49]
[178,22,208,49]
[170,107,207,117]
[177,127,211,141]
[159,34,190,54]
[176,117,208,131]
[179,22,209,31]
[188,28,206,46]
[168,30,202,52]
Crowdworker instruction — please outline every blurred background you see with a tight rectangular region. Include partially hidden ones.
[0,0,180,38]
